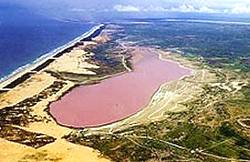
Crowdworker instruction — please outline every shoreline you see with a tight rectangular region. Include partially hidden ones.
[49,46,193,129]
[158,50,195,78]
[0,24,212,162]
[0,26,112,162]
[77,47,204,133]
[0,24,105,90]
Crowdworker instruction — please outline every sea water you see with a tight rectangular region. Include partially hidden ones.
[0,3,94,79]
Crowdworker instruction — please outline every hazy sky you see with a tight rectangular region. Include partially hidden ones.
[4,0,249,11]
[2,0,250,20]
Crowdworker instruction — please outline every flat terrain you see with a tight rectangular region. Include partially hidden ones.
[0,22,250,162]
[49,47,191,128]
[66,23,250,161]
[0,29,114,162]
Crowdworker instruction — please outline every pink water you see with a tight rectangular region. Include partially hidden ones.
[49,49,192,128]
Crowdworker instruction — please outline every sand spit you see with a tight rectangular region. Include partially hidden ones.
[0,25,111,162]
[0,24,104,90]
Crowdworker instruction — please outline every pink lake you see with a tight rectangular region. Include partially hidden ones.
[49,48,192,128]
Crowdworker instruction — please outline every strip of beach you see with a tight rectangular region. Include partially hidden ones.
[0,24,105,90]
[0,24,112,162]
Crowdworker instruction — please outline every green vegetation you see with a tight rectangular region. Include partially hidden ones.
[0,81,66,127]
[122,21,250,71]
[0,125,56,148]
[65,64,250,161]
[65,72,250,161]
[64,22,250,161]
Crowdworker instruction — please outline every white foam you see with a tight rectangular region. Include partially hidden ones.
[0,24,104,83]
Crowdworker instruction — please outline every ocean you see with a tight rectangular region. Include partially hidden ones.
[0,3,94,80]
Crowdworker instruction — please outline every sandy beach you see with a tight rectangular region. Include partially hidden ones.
[0,24,104,90]
[0,24,111,162]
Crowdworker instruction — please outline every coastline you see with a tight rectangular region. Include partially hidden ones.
[0,24,112,162]
[0,23,219,162]
[0,24,104,90]
[0,16,248,161]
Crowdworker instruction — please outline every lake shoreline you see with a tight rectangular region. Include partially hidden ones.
[49,47,193,128]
